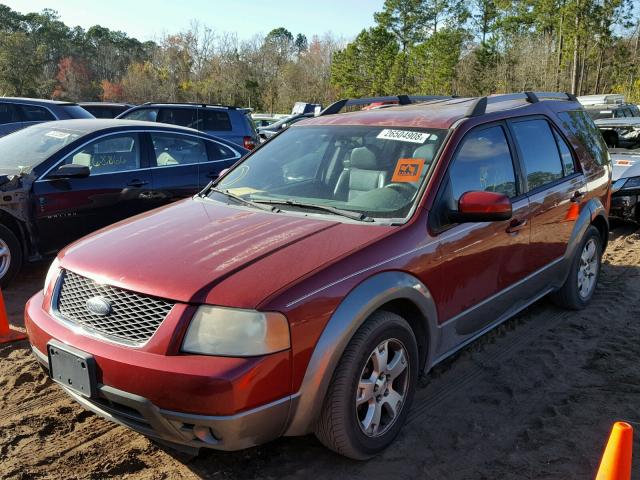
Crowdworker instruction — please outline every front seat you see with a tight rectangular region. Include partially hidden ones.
[334,146,387,201]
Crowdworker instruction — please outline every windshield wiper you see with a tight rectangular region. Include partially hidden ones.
[252,198,374,222]
[208,188,279,213]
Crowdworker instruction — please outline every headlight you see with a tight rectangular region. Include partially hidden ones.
[613,176,640,193]
[44,257,60,293]
[182,306,290,356]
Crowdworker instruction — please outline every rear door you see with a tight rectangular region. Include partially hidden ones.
[199,140,242,188]
[33,132,153,252]
[507,117,586,271]
[0,103,23,136]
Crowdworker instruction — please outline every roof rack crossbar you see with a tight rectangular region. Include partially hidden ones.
[465,97,488,117]
[319,95,451,116]
[141,101,238,109]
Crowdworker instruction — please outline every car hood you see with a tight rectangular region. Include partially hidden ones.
[610,150,640,181]
[58,197,394,307]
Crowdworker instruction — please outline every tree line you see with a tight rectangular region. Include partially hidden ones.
[0,1,639,113]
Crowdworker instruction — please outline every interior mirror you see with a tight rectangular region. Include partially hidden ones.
[453,191,512,222]
[49,164,91,179]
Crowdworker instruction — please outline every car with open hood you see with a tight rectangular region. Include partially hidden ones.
[26,92,611,460]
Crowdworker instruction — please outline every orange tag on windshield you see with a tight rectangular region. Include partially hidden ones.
[392,158,425,182]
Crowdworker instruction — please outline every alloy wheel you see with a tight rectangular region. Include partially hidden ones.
[0,238,11,279]
[577,238,598,299]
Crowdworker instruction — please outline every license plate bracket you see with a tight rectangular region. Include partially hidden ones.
[48,340,97,398]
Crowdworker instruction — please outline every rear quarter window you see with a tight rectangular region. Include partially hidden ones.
[20,105,56,121]
[557,110,610,166]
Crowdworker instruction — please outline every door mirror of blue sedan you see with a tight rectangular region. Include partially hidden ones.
[49,164,91,179]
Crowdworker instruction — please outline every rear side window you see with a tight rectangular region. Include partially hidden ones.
[449,125,517,200]
[0,103,20,124]
[208,141,238,161]
[20,105,55,122]
[150,132,208,166]
[510,119,563,190]
[202,110,232,131]
[553,130,576,175]
[157,108,198,129]
[557,110,610,166]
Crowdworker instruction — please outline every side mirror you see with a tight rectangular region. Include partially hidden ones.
[453,191,512,223]
[48,164,90,179]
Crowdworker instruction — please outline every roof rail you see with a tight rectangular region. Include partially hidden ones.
[141,101,238,110]
[464,91,578,117]
[319,95,451,116]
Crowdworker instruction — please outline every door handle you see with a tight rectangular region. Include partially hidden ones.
[570,190,584,202]
[506,218,528,234]
[127,179,149,188]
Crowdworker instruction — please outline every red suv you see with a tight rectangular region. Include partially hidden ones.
[25,93,611,460]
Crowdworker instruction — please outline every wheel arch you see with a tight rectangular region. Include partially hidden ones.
[0,209,26,256]
[284,270,438,437]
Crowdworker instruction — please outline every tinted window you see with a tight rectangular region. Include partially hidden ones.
[449,125,517,200]
[558,110,610,166]
[208,141,238,161]
[553,130,576,175]
[157,108,198,129]
[150,133,208,166]
[20,105,56,122]
[511,119,563,190]
[83,106,114,118]
[64,134,140,175]
[122,108,158,122]
[0,103,20,125]
[202,110,232,131]
[60,105,94,119]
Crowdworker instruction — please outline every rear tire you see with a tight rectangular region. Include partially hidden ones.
[551,225,602,310]
[315,311,418,460]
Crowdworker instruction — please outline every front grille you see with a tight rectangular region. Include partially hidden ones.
[55,270,174,345]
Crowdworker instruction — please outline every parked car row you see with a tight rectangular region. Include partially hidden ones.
[22,92,613,460]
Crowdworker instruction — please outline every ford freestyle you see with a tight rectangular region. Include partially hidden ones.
[25,93,611,460]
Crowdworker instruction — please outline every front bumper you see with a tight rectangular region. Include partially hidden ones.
[32,346,293,452]
[25,291,294,451]
[610,193,638,220]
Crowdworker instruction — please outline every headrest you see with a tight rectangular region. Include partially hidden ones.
[350,146,379,170]
[413,144,436,162]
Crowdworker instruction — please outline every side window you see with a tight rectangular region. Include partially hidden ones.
[557,110,610,166]
[511,119,563,190]
[157,108,198,129]
[20,105,55,122]
[150,133,208,166]
[202,110,232,131]
[62,134,141,175]
[208,141,238,161]
[449,125,517,201]
[553,130,576,175]
[0,103,20,125]
[122,108,158,122]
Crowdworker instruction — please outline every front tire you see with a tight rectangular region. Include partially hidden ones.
[315,311,418,460]
[551,225,602,310]
[0,224,22,288]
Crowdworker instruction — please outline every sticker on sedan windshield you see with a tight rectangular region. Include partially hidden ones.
[391,158,425,182]
[45,130,71,139]
[615,159,635,166]
[377,129,430,144]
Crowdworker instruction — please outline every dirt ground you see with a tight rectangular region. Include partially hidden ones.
[2,224,640,479]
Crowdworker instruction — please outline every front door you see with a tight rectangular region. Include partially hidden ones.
[425,124,532,336]
[33,132,153,253]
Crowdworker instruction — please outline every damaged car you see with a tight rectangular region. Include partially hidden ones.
[0,119,245,286]
[596,117,640,221]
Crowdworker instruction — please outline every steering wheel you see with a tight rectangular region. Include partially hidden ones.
[385,182,418,197]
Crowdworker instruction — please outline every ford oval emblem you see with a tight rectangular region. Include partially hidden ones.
[85,296,112,316]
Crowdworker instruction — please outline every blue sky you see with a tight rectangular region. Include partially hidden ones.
[3,0,383,41]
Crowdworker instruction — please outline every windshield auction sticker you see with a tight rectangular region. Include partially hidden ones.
[392,158,425,182]
[45,130,71,139]
[377,129,430,144]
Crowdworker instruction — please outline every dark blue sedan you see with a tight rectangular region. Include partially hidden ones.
[0,119,247,285]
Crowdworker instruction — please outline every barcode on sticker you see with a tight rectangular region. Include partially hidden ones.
[377,129,429,144]
[45,131,70,139]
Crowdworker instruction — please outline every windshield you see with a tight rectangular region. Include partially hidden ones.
[214,125,446,220]
[0,124,86,172]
